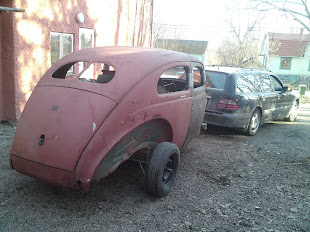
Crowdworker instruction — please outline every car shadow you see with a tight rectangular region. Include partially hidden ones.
[8,158,152,211]
[201,124,243,136]
[201,122,282,137]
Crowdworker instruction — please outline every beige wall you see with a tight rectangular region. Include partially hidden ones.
[0,0,153,122]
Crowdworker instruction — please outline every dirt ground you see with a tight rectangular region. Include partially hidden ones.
[0,104,309,232]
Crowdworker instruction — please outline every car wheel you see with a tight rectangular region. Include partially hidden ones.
[284,101,299,122]
[146,142,180,197]
[246,109,261,136]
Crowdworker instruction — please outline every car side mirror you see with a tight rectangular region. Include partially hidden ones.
[283,86,292,92]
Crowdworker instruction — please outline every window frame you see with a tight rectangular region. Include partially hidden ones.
[191,63,205,89]
[280,57,292,70]
[254,74,263,92]
[50,32,74,74]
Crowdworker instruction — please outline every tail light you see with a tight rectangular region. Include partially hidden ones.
[216,98,238,110]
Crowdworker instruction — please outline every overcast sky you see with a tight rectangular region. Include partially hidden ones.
[153,0,301,48]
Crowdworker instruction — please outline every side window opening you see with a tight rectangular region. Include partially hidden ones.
[157,66,188,94]
[236,74,255,93]
[52,62,115,84]
[261,74,273,92]
[270,75,283,91]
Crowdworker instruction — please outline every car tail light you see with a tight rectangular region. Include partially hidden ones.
[216,98,238,110]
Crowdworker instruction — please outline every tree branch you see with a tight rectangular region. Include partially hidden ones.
[251,0,310,32]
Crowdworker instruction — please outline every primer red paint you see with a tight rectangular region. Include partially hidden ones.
[10,46,206,192]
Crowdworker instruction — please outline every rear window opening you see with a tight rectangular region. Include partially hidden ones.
[52,62,77,79]
[52,62,115,84]
[79,62,115,83]
[205,71,227,90]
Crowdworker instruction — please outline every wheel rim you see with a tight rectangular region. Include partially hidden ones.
[251,112,260,133]
[162,156,175,184]
[291,104,298,120]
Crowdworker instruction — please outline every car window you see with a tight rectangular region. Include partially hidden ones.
[192,66,204,88]
[205,71,227,89]
[270,75,283,91]
[52,62,115,84]
[261,74,273,92]
[236,74,255,93]
[52,62,77,79]
[157,66,188,94]
[79,63,115,83]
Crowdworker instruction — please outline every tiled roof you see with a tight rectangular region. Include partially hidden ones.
[268,32,310,57]
[154,39,208,54]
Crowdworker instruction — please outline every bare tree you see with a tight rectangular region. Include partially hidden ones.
[215,1,263,67]
[251,0,310,32]
[152,21,166,44]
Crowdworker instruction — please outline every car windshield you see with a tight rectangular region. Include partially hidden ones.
[205,71,227,90]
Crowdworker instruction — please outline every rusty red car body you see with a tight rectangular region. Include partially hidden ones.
[10,46,206,196]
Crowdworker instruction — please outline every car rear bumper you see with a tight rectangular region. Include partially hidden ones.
[10,153,76,189]
[204,110,251,128]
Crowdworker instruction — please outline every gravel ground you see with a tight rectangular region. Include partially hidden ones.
[0,104,309,232]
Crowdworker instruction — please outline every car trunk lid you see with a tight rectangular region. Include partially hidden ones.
[11,86,116,171]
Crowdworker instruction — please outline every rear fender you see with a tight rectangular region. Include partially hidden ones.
[93,119,172,179]
[74,119,172,191]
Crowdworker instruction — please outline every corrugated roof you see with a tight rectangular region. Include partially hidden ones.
[154,39,208,54]
[268,32,310,57]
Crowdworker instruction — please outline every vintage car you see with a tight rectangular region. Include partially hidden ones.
[9,46,206,197]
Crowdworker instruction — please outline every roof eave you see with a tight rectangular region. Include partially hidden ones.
[0,6,25,13]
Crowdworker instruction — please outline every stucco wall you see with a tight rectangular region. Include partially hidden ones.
[1,0,17,122]
[6,0,152,122]
[269,56,310,76]
[0,13,3,121]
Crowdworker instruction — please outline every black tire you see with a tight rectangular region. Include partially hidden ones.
[284,101,299,122]
[245,109,261,136]
[146,142,180,197]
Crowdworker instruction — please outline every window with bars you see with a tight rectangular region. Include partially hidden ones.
[50,32,74,73]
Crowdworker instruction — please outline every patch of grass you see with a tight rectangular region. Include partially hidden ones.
[300,95,310,104]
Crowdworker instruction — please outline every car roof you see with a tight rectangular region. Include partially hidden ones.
[58,46,199,69]
[205,66,242,74]
[205,66,271,75]
[39,46,200,102]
